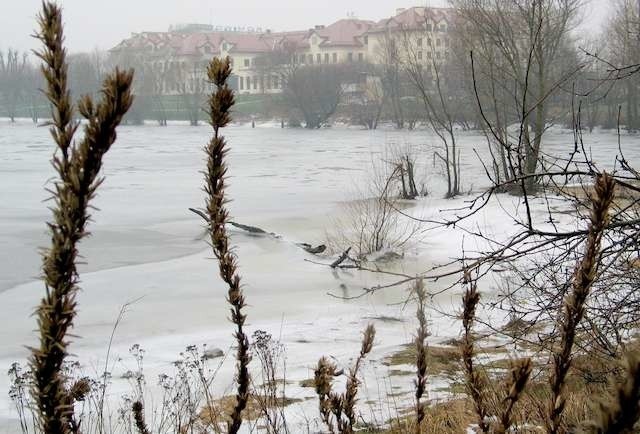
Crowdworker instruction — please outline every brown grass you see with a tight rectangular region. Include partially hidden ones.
[200,394,302,424]
[379,398,476,434]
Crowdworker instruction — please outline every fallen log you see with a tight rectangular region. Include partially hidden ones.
[331,247,352,268]
[298,243,327,254]
[229,221,268,234]
[189,207,325,255]
[189,207,269,234]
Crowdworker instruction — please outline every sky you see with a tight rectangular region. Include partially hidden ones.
[0,0,613,55]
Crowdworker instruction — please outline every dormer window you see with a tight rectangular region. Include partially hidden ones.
[222,43,229,51]
[204,46,211,54]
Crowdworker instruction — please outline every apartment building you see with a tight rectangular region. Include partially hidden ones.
[109,6,454,96]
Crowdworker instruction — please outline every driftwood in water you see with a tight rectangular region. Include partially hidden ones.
[298,243,327,254]
[190,207,268,234]
[229,221,268,234]
[331,247,352,268]
[189,207,325,255]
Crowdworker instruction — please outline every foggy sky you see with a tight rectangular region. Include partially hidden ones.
[0,0,612,55]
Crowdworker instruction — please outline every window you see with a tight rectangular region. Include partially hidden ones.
[439,24,446,32]
[266,76,271,89]
[300,54,305,64]
[332,52,337,63]
[317,53,321,63]
[244,58,250,67]
[273,76,279,88]
[239,76,244,90]
[324,53,329,63]
[358,52,364,62]
[428,38,432,46]
[222,43,228,51]
[308,54,313,64]
[253,77,257,90]
[418,51,422,60]
[417,38,422,47]
[426,23,432,32]
[364,35,368,45]
[348,52,353,62]
[436,52,442,59]
[204,46,211,54]
[427,51,432,58]
[436,38,441,47]
[445,38,450,48]
[246,77,251,89]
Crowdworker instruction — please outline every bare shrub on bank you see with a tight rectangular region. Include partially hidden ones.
[326,157,423,257]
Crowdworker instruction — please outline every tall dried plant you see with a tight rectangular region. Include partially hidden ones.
[589,353,640,434]
[460,271,490,434]
[548,173,616,434]
[494,358,532,434]
[461,271,532,434]
[314,324,375,434]
[132,401,151,434]
[203,56,250,434]
[413,279,429,433]
[30,2,133,433]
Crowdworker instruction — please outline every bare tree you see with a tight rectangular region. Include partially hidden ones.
[376,33,406,129]
[400,24,462,197]
[0,49,30,122]
[604,0,640,132]
[178,61,206,126]
[344,65,386,130]
[452,0,585,188]
[68,51,104,103]
[283,64,348,129]
[327,158,421,257]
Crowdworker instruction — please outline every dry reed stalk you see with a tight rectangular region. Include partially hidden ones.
[314,324,375,434]
[589,353,640,434]
[132,401,151,434]
[460,271,490,434]
[413,279,429,433]
[343,324,376,433]
[30,3,133,433]
[547,173,616,434]
[494,358,532,434]
[203,57,250,434]
[315,357,339,434]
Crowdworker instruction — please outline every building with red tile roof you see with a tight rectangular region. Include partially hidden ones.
[110,6,454,96]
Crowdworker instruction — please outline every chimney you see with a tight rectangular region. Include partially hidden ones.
[396,8,405,15]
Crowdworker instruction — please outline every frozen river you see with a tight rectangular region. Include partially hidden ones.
[1,120,638,432]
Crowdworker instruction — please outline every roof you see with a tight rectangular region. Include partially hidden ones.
[110,8,454,55]
[369,7,454,33]
[314,19,374,47]
[111,31,274,56]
